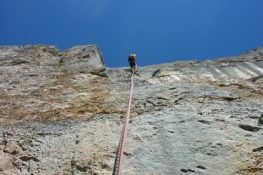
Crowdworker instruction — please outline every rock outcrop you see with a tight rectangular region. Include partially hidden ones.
[0,45,262,175]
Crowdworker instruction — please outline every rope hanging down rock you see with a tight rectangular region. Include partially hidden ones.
[112,72,136,175]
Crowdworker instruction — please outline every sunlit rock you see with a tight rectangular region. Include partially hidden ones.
[0,45,262,174]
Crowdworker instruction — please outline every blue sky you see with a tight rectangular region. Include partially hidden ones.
[1,0,263,67]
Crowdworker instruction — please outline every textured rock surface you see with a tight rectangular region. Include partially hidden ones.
[0,45,262,174]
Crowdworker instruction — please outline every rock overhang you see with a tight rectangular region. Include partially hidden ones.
[0,44,106,74]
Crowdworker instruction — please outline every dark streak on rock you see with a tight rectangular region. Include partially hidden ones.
[239,124,261,132]
[76,165,88,172]
[258,115,263,125]
[181,169,195,173]
[20,156,40,162]
[198,120,211,125]
[152,69,160,78]
[252,147,263,152]
[196,165,206,170]
[180,169,188,173]
[123,152,132,156]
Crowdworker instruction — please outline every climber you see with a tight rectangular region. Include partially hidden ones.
[128,53,137,73]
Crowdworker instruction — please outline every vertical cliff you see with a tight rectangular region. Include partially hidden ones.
[0,45,262,175]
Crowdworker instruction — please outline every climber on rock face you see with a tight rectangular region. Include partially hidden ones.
[128,53,137,73]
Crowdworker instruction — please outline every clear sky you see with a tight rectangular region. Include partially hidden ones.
[1,0,263,67]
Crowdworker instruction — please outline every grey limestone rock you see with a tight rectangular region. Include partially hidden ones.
[0,45,263,174]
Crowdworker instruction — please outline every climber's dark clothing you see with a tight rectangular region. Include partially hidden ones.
[129,61,136,67]
[128,54,137,73]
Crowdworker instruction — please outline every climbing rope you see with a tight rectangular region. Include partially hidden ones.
[112,71,135,175]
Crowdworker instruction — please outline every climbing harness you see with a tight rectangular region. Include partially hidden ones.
[112,71,136,175]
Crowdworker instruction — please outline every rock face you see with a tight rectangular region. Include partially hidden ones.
[0,45,262,175]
